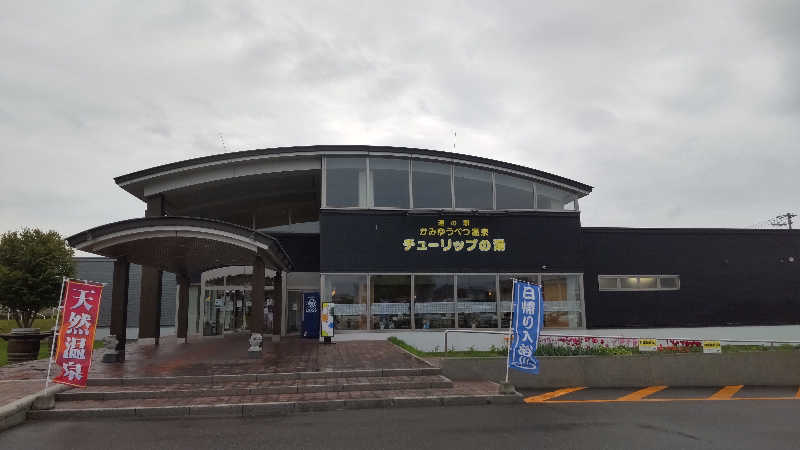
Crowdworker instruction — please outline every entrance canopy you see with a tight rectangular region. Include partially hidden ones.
[67,216,293,278]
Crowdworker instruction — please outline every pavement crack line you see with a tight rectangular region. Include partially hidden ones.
[636,422,701,441]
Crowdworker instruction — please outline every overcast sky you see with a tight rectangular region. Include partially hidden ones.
[1,1,798,240]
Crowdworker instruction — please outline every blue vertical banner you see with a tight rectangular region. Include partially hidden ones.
[508,280,543,374]
[302,292,321,339]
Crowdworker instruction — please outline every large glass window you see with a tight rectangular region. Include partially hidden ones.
[456,275,497,328]
[598,275,680,291]
[413,275,455,329]
[324,274,368,330]
[598,277,618,290]
[454,166,493,209]
[536,183,577,210]
[325,157,367,207]
[659,276,679,289]
[495,173,534,210]
[370,275,411,330]
[370,157,409,208]
[541,274,583,328]
[499,274,539,328]
[412,161,452,208]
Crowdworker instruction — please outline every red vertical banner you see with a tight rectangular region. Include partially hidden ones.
[52,280,104,388]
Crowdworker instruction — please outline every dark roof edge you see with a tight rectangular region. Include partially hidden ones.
[114,145,593,194]
[66,216,294,271]
[581,227,800,236]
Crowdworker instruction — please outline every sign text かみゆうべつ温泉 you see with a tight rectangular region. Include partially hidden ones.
[402,218,506,254]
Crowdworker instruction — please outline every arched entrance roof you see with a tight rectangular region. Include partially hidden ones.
[66,216,293,278]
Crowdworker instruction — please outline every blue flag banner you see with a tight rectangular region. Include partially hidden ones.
[508,280,543,374]
[302,292,321,339]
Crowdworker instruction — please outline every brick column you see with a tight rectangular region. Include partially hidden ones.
[272,270,282,342]
[249,256,265,334]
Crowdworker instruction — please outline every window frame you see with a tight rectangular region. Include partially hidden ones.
[368,273,413,330]
[452,164,495,211]
[323,156,369,209]
[321,272,587,332]
[368,156,412,209]
[597,275,681,291]
[410,159,455,210]
[322,155,583,213]
[493,172,535,211]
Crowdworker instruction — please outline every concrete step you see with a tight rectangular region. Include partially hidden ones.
[46,380,504,412]
[86,367,441,387]
[57,375,453,401]
[31,382,520,420]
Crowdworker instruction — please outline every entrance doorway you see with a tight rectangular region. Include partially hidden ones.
[287,291,302,334]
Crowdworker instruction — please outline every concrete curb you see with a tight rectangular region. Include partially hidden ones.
[440,352,800,388]
[57,376,455,401]
[388,340,440,369]
[27,394,522,420]
[86,367,442,387]
[0,384,70,432]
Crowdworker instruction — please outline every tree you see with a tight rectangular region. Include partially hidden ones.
[0,228,75,328]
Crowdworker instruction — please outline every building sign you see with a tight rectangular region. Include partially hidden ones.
[320,210,582,273]
[320,302,334,340]
[402,218,506,253]
[508,280,543,374]
[638,339,657,352]
[702,340,722,354]
[53,280,104,388]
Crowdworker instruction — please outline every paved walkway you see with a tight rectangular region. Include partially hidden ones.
[0,335,429,408]
[93,334,430,378]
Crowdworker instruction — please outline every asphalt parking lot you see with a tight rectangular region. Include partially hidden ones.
[3,387,799,450]
[521,384,800,404]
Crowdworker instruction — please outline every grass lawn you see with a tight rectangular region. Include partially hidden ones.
[0,318,57,334]
[0,318,104,366]
[0,340,52,367]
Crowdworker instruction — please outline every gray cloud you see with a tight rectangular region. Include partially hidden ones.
[0,0,798,240]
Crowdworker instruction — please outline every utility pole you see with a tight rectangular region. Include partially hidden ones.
[770,212,797,230]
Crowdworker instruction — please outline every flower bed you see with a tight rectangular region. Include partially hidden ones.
[391,335,799,358]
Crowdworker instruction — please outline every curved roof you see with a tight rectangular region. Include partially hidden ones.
[115,145,593,196]
[67,216,294,276]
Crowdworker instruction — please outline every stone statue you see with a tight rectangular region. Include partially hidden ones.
[248,332,263,355]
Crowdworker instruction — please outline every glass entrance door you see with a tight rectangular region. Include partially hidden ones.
[287,291,304,334]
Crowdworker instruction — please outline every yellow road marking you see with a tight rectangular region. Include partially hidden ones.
[709,385,743,400]
[616,385,668,402]
[524,387,586,403]
[534,396,799,404]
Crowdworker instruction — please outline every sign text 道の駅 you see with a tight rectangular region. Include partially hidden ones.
[402,218,507,254]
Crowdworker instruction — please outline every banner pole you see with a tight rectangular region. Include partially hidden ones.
[504,279,516,384]
[44,277,67,392]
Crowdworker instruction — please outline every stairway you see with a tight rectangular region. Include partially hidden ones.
[29,368,518,419]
